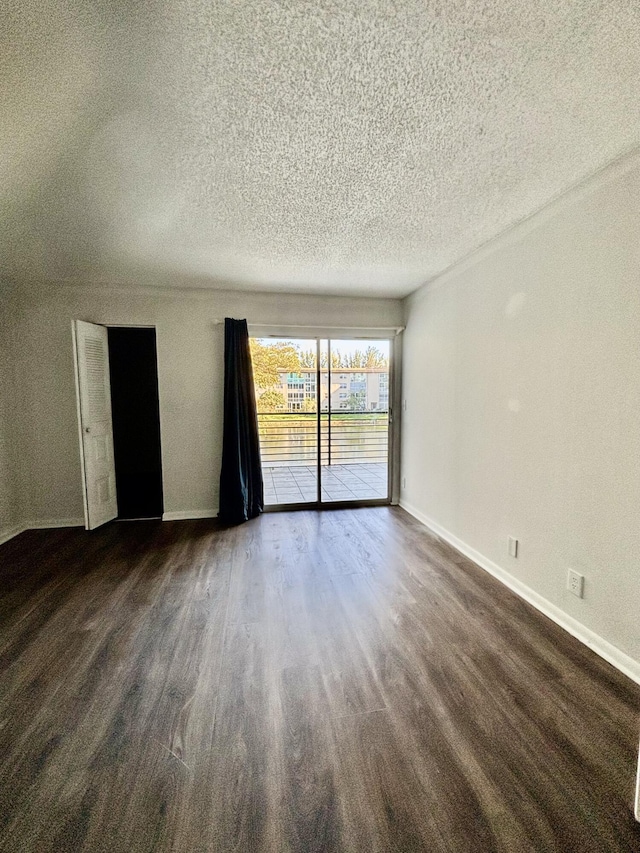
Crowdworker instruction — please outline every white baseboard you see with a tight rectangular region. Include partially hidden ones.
[162,509,218,521]
[0,522,28,546]
[0,517,86,545]
[27,517,85,530]
[635,749,640,821]
[400,500,640,687]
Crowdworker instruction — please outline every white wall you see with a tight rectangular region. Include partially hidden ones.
[401,150,640,677]
[12,284,402,525]
[0,283,22,542]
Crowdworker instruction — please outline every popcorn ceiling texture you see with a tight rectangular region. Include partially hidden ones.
[2,0,640,297]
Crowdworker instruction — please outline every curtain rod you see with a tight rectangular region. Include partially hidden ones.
[213,320,404,332]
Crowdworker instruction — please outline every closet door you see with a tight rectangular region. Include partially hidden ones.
[73,320,118,529]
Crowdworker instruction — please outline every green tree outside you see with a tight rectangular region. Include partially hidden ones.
[250,339,301,388]
[256,390,287,412]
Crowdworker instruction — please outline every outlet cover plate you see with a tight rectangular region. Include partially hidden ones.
[568,569,584,598]
[508,536,518,558]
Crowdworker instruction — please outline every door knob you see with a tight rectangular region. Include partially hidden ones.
[85,426,91,433]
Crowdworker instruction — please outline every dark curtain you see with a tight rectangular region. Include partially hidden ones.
[218,318,264,524]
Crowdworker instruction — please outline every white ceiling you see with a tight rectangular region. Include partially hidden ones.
[2,0,640,298]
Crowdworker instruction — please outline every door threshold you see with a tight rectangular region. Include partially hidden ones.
[263,499,389,512]
[117,516,163,521]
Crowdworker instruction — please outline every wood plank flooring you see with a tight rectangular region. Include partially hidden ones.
[0,508,639,852]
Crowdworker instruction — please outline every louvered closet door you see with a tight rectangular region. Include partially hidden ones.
[73,320,118,529]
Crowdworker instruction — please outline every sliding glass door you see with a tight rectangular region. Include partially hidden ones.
[319,338,389,502]
[251,337,318,505]
[251,335,391,508]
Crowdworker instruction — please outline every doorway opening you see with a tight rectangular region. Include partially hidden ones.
[107,327,164,520]
[250,336,391,508]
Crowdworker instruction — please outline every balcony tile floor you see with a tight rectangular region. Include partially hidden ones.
[262,463,387,505]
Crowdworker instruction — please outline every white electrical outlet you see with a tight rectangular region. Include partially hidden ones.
[402,476,406,489]
[508,536,518,558]
[567,569,584,598]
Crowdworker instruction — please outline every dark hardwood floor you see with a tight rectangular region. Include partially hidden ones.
[0,508,639,852]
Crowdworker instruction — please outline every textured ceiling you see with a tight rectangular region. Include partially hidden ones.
[2,0,640,297]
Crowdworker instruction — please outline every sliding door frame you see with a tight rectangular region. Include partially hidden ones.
[316,336,322,505]
[250,329,401,512]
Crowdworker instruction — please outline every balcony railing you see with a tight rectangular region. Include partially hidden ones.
[257,411,388,467]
